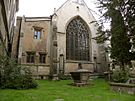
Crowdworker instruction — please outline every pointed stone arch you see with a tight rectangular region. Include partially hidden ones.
[66,16,91,61]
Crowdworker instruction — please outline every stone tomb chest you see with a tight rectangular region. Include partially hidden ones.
[70,69,91,86]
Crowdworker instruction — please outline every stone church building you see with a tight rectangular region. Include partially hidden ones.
[13,0,108,79]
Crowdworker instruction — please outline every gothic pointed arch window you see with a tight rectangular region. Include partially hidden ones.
[66,16,90,61]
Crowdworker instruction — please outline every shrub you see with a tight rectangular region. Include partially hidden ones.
[111,68,129,83]
[0,55,38,89]
[59,74,71,80]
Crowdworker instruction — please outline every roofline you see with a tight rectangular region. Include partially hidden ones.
[16,16,51,22]
[25,17,51,22]
[82,0,97,21]
[55,0,97,22]
[55,0,69,13]
[25,16,51,19]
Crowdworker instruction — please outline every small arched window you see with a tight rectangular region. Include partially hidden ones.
[66,16,90,61]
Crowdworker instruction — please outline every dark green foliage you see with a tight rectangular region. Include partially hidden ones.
[93,26,111,44]
[110,9,131,67]
[124,0,135,38]
[111,69,129,83]
[0,55,38,89]
[96,0,133,68]
[59,74,71,80]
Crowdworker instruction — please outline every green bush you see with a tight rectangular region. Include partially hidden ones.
[111,68,129,83]
[59,74,71,80]
[0,55,38,89]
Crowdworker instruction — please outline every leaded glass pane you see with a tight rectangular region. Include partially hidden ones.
[66,17,90,61]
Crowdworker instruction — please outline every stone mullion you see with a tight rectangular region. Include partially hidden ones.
[87,31,90,61]
[75,33,78,60]
[79,34,82,60]
[72,33,75,60]
[66,31,69,59]
[84,32,87,60]
[70,32,73,60]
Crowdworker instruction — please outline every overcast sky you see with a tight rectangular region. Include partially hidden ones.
[17,0,100,19]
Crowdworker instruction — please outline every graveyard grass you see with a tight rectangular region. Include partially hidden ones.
[0,79,135,101]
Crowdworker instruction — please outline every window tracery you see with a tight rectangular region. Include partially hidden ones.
[66,17,90,61]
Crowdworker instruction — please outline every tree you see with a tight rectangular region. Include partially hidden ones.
[0,0,16,57]
[110,9,131,69]
[124,0,135,50]
[124,0,135,34]
[96,0,133,69]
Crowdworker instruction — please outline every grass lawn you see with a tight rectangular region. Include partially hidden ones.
[0,79,135,101]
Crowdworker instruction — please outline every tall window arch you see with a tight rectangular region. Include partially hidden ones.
[66,16,90,61]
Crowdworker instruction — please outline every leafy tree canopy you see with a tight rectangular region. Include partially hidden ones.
[95,0,135,68]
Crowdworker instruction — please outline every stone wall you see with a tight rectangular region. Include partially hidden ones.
[51,0,108,73]
[22,64,50,79]
[65,62,94,74]
[14,0,109,77]
[22,62,94,79]
[16,16,51,64]
[110,82,135,95]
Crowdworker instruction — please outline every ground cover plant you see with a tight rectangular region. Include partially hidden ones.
[0,79,135,101]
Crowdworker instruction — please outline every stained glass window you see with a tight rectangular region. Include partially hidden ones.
[66,17,90,61]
